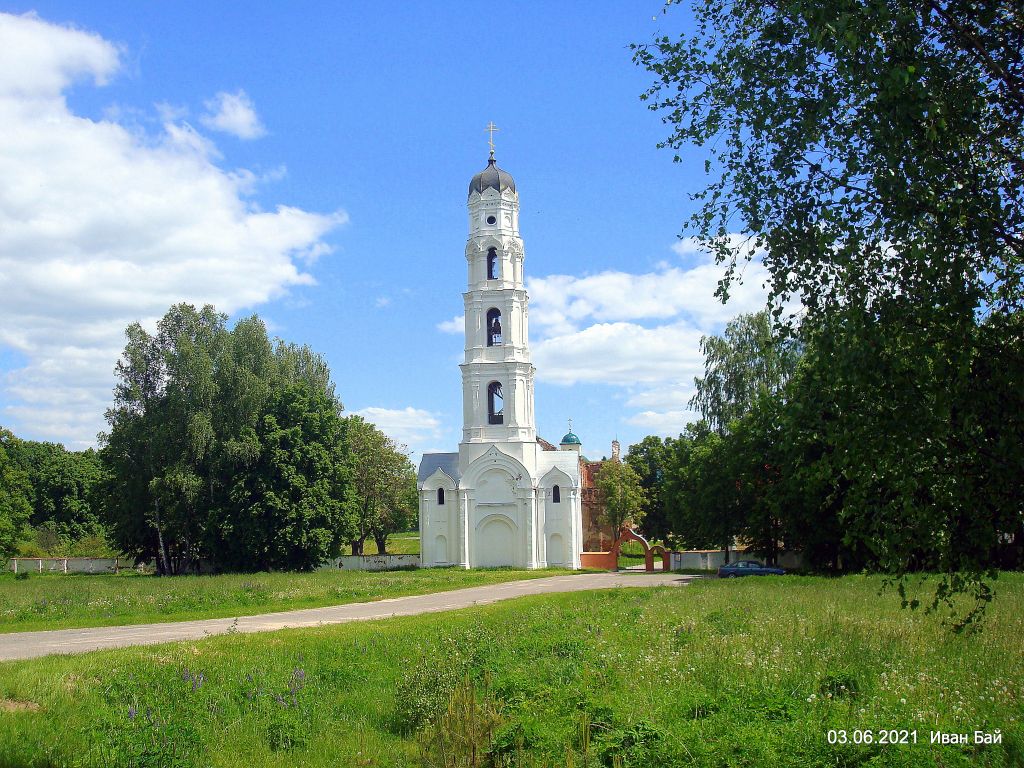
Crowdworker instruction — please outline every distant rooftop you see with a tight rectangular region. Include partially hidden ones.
[560,431,581,445]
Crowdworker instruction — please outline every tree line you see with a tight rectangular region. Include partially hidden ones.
[629,309,1022,568]
[1,430,109,560]
[0,304,416,574]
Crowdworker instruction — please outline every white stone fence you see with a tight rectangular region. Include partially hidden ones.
[319,554,420,572]
[671,549,806,572]
[9,557,121,574]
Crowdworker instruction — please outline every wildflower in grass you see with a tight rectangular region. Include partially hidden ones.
[128,705,137,720]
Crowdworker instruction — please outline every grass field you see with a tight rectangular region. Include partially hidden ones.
[0,566,560,634]
[362,532,420,555]
[0,574,1020,767]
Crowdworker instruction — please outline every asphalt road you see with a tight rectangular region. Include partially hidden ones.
[0,572,694,662]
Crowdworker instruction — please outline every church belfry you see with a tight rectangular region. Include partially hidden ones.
[459,142,536,457]
[417,130,583,571]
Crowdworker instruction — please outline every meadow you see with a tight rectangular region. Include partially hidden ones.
[0,565,557,633]
[362,532,420,555]
[0,574,1020,767]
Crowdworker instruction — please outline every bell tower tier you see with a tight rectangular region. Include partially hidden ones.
[459,154,536,461]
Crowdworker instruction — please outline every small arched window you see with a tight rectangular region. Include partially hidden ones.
[487,248,499,280]
[486,308,502,347]
[487,381,504,425]
[552,485,561,504]
[437,487,445,505]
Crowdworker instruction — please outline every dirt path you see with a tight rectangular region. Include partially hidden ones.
[0,572,694,662]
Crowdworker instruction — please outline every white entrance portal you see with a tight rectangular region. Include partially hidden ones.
[475,515,517,567]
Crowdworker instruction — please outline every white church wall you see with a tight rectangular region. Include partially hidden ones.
[538,466,572,567]
[419,468,458,567]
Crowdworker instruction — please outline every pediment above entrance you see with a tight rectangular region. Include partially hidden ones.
[461,445,533,491]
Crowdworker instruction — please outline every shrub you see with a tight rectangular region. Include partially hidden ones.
[393,656,466,734]
[416,677,502,768]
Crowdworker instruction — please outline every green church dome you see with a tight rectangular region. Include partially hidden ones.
[560,431,581,445]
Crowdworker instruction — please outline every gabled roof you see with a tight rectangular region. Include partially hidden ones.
[417,452,460,483]
[537,436,558,451]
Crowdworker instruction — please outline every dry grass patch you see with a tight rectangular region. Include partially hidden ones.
[0,698,40,712]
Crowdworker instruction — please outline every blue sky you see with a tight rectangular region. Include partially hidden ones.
[0,3,773,460]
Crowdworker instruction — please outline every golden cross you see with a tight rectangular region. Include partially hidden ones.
[485,121,499,157]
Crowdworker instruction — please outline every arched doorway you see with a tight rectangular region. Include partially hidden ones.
[547,533,565,566]
[476,516,516,567]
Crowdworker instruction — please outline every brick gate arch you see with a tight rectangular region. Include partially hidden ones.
[610,529,671,572]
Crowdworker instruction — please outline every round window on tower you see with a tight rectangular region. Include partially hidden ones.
[486,215,496,225]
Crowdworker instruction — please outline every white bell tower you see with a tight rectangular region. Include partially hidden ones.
[459,132,537,469]
[417,129,584,571]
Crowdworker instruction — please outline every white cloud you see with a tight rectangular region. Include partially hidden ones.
[200,89,265,139]
[437,315,462,334]
[625,384,695,411]
[375,296,391,308]
[526,252,771,336]
[526,244,778,432]
[352,406,445,463]
[625,409,699,433]
[0,12,118,98]
[533,321,706,386]
[0,12,346,446]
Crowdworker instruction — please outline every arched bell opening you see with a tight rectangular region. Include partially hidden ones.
[486,308,503,347]
[487,247,500,280]
[487,381,504,425]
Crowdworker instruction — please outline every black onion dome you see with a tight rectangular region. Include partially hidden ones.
[469,157,516,196]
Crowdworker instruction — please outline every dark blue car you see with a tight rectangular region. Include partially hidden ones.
[717,560,786,578]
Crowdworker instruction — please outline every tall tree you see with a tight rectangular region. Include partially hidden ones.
[344,416,416,555]
[691,311,800,435]
[633,0,1022,320]
[102,304,354,573]
[625,436,671,543]
[660,424,745,560]
[103,304,226,574]
[594,459,646,538]
[634,0,1024,622]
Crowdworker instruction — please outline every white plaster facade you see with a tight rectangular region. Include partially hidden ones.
[418,154,583,569]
